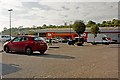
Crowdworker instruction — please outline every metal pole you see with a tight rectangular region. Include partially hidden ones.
[10,11,11,40]
[8,9,13,40]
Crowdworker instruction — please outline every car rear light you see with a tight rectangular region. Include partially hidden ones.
[107,37,111,40]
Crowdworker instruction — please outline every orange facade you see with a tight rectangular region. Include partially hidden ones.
[46,32,88,40]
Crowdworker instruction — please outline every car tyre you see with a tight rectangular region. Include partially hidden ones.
[25,47,33,55]
[5,46,10,53]
[105,43,109,45]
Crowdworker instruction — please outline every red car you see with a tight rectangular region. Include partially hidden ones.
[3,35,47,55]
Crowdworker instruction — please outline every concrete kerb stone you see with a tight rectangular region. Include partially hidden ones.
[48,46,60,48]
[0,50,3,53]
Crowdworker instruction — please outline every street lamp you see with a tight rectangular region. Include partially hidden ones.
[8,9,13,40]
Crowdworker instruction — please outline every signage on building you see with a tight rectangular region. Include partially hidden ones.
[82,32,88,38]
[46,32,55,38]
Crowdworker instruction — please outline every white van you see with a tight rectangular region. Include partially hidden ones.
[0,35,11,42]
[87,34,112,45]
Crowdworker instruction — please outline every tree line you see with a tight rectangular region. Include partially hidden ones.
[3,19,120,31]
[2,19,120,36]
[86,19,120,27]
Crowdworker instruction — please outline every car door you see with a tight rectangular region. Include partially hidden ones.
[10,37,22,51]
[17,37,28,52]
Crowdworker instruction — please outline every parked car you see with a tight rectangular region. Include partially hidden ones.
[46,38,59,43]
[52,38,59,43]
[60,38,68,43]
[87,34,112,45]
[3,35,47,55]
[46,39,50,43]
[68,37,84,45]
[0,35,14,42]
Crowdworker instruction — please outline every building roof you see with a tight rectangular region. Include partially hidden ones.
[34,28,120,33]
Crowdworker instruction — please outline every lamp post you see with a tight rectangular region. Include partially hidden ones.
[8,9,13,40]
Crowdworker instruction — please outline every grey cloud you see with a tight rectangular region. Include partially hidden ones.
[76,6,80,9]
[21,15,38,20]
[10,2,53,21]
[61,6,70,10]
[59,14,68,18]
[22,2,53,11]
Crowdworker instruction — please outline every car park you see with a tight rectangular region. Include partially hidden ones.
[3,35,47,55]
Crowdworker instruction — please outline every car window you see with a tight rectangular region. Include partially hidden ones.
[2,35,10,38]
[12,37,21,42]
[34,37,45,42]
[34,37,40,41]
[34,37,41,41]
[1,36,6,38]
[21,37,28,41]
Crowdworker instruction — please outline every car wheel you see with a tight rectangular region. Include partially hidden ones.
[91,42,97,45]
[105,43,109,45]
[39,50,45,54]
[5,46,10,53]
[25,47,33,55]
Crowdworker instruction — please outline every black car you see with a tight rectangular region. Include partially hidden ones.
[68,37,84,45]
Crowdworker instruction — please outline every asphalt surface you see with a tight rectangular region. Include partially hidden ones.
[0,42,119,78]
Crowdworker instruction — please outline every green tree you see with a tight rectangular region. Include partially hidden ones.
[102,21,106,24]
[42,24,47,29]
[112,19,120,27]
[96,23,101,27]
[86,20,96,27]
[32,25,36,30]
[37,26,42,29]
[101,21,107,27]
[4,27,7,31]
[18,26,23,35]
[90,25,100,43]
[72,20,86,45]
[106,21,112,27]
[29,30,34,35]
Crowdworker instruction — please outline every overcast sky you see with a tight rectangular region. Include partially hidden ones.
[0,0,120,32]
